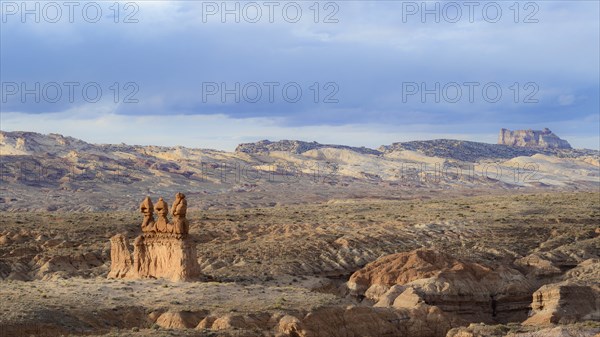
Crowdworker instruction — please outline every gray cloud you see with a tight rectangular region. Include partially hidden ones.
[1,1,598,148]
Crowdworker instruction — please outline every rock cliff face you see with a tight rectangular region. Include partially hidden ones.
[108,234,133,279]
[109,233,201,281]
[524,284,600,325]
[498,128,572,149]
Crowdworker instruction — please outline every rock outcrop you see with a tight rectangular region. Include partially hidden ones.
[235,139,381,155]
[276,306,457,337]
[498,128,572,149]
[347,249,534,324]
[524,284,600,325]
[379,138,596,162]
[153,310,208,329]
[109,233,200,281]
[108,193,201,281]
[140,193,189,235]
[447,324,600,337]
[107,234,133,279]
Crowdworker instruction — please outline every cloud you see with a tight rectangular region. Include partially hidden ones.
[1,110,467,150]
[2,109,597,151]
[1,1,598,148]
[558,94,575,106]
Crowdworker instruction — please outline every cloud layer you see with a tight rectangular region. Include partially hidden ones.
[1,1,598,149]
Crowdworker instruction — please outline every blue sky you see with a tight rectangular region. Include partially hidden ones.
[1,1,599,150]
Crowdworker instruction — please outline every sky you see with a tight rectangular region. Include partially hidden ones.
[1,1,599,150]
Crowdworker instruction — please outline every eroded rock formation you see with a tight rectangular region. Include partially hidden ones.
[498,128,572,149]
[524,283,600,325]
[109,193,200,281]
[107,234,133,279]
[282,305,458,337]
[140,194,189,235]
[447,324,600,337]
[140,197,155,233]
[172,192,189,235]
[347,249,534,324]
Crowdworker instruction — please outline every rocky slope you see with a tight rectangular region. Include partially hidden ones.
[1,130,598,212]
[235,139,381,155]
[379,139,593,162]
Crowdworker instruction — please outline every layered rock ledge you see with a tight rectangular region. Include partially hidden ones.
[347,249,534,324]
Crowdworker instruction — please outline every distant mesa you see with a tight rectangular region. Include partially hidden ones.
[498,128,572,149]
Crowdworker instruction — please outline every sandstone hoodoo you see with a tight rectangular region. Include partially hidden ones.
[498,128,572,149]
[108,193,201,281]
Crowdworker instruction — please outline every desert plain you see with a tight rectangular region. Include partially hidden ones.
[0,130,599,337]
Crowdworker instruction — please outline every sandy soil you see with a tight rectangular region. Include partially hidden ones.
[0,191,598,336]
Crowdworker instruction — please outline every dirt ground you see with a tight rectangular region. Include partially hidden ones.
[0,191,598,336]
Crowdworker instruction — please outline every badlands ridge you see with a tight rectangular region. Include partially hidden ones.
[0,129,597,212]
